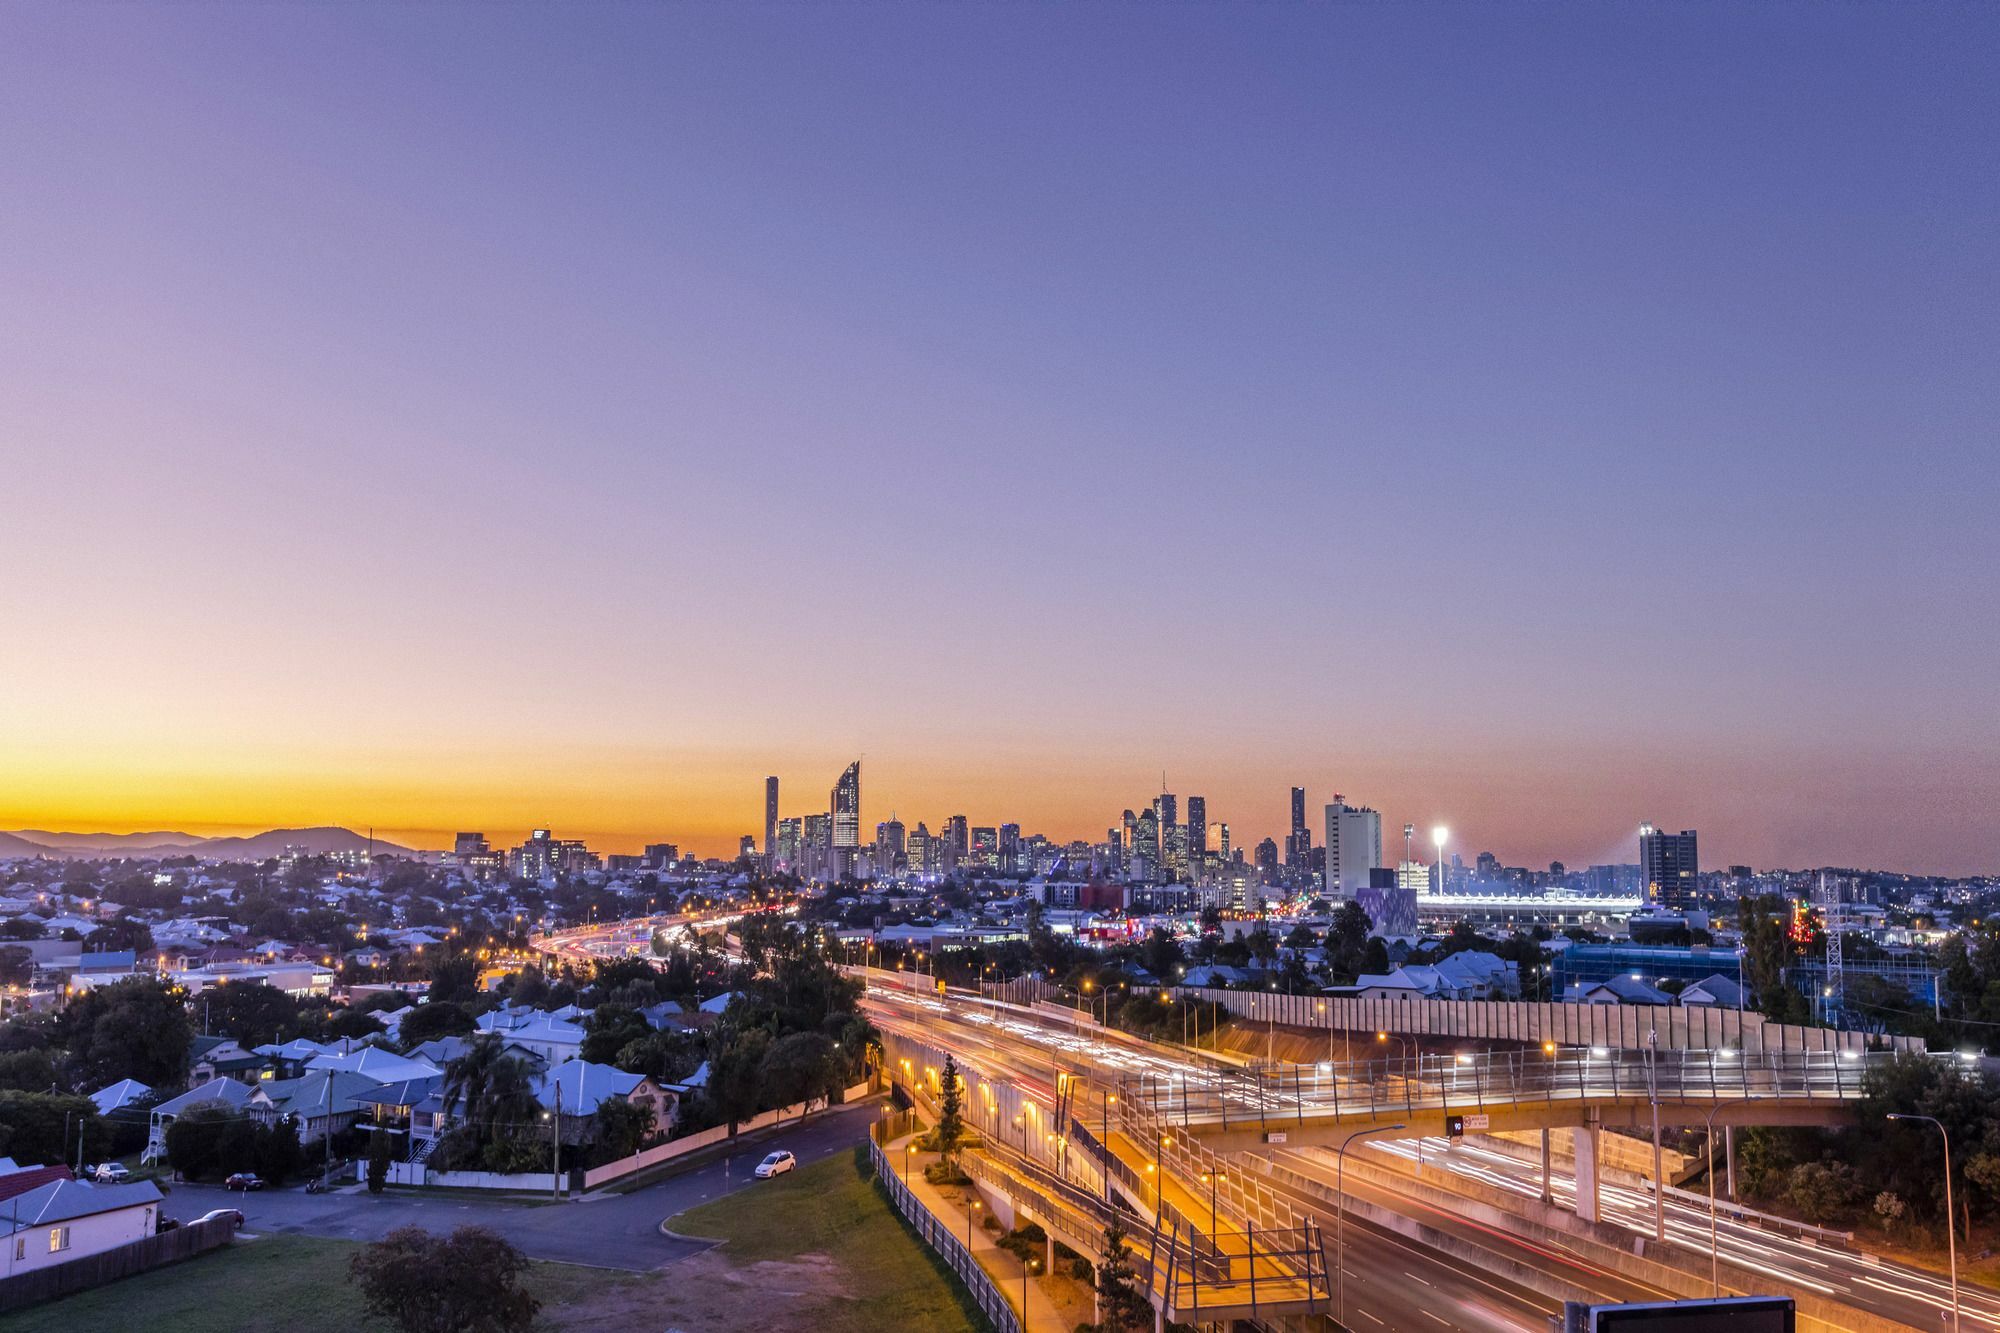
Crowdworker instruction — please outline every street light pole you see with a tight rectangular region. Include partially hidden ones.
[1888,1113,1958,1331]
[1702,1098,1749,1296]
[1338,1125,1403,1331]
[1646,1029,1664,1243]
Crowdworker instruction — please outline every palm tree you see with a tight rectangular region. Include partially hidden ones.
[442,1036,538,1144]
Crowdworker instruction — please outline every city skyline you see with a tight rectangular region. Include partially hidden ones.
[3,6,1994,876]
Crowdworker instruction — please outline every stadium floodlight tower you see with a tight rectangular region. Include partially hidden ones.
[1819,871,1843,1027]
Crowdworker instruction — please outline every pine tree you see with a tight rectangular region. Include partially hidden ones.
[1094,1214,1150,1330]
[936,1052,964,1161]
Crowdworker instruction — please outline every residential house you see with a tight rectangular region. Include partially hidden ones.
[1564,976,1673,1005]
[1,1176,164,1277]
[144,1077,257,1163]
[475,1008,585,1065]
[536,1060,675,1143]
[1678,973,1750,1008]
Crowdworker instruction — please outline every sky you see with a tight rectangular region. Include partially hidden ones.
[1,4,1995,874]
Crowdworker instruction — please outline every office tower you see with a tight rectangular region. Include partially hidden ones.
[1475,851,1500,881]
[1290,786,1306,838]
[998,823,1021,873]
[1186,797,1207,878]
[775,818,803,871]
[877,817,906,872]
[944,814,969,869]
[453,832,488,859]
[1103,826,1124,877]
[1397,860,1431,893]
[1640,824,1699,909]
[643,842,679,868]
[1254,836,1279,881]
[1121,809,1139,852]
[764,776,779,861]
[831,761,861,852]
[1162,824,1189,881]
[1132,808,1159,878]
[1217,823,1230,862]
[514,830,552,880]
[739,835,757,860]
[970,826,999,870]
[1323,797,1383,896]
[802,813,831,880]
[907,823,934,875]
[1154,792,1177,832]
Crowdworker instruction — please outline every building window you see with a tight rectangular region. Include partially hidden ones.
[48,1226,70,1253]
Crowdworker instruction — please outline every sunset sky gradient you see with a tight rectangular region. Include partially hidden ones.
[2,4,1995,872]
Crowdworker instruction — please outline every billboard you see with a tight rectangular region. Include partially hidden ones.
[1563,1298,1794,1333]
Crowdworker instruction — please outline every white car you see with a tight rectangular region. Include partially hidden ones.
[93,1163,132,1184]
[752,1150,796,1179]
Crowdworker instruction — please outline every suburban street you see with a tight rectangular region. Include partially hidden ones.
[164,1101,881,1272]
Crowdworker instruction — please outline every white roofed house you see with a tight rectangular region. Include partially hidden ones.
[536,1059,676,1147]
[475,1008,585,1065]
[143,1077,256,1164]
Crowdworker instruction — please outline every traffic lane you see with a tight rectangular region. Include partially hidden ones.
[169,1100,881,1271]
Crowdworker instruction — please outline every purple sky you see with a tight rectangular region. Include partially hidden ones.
[2,4,1995,872]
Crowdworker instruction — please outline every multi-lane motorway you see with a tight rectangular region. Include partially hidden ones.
[863,981,1978,1333]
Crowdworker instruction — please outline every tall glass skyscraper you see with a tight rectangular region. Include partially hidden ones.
[831,761,861,851]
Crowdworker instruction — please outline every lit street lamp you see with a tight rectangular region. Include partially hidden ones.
[1887,1113,1958,1330]
[1430,826,1448,895]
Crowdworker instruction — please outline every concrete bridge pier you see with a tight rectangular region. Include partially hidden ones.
[1573,1115,1602,1224]
[1540,1128,1554,1204]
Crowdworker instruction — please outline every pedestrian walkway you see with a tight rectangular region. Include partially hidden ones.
[885,1132,1073,1333]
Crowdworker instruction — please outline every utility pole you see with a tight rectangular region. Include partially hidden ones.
[1647,1029,1665,1243]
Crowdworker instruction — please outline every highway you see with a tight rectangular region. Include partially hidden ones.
[1351,1131,1999,1331]
[862,982,1966,1333]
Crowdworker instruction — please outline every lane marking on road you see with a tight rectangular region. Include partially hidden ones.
[1360,1310,1385,1324]
[1421,1311,1452,1326]
[1405,1271,1433,1286]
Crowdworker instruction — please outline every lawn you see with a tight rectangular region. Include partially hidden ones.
[665,1145,987,1331]
[0,1234,605,1333]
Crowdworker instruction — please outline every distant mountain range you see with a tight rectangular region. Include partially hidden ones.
[0,826,421,861]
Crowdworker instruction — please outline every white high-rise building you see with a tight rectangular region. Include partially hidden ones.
[1324,797,1382,896]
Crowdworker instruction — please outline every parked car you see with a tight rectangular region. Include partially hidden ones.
[193,1208,245,1230]
[753,1151,796,1179]
[93,1163,132,1184]
[223,1173,264,1191]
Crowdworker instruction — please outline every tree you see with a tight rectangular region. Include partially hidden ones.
[439,1037,541,1158]
[368,1126,391,1194]
[586,1095,653,1166]
[425,954,481,1006]
[349,1225,539,1333]
[0,1048,57,1093]
[1093,1215,1149,1330]
[87,918,154,954]
[0,1090,102,1167]
[759,1031,839,1113]
[325,1008,387,1042]
[0,945,31,987]
[200,982,303,1047]
[163,1105,233,1180]
[55,977,192,1088]
[1785,1161,1857,1223]
[397,1001,472,1050]
[1137,927,1183,981]
[934,1052,964,1161]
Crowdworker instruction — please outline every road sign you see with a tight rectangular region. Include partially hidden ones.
[1559,1297,1795,1333]
[1466,1114,1489,1131]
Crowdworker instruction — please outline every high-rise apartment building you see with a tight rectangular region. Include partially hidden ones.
[1324,797,1383,896]
[1640,824,1699,909]
[775,818,803,872]
[1285,785,1310,870]
[998,823,1021,873]
[454,832,488,859]
[1254,836,1279,881]
[831,762,861,851]
[945,815,969,870]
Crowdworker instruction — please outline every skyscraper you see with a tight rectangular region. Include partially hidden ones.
[945,815,969,870]
[1640,824,1699,909]
[1324,796,1384,896]
[1285,785,1311,871]
[828,756,860,852]
[998,823,1021,873]
[764,776,779,863]
[1186,796,1207,879]
[876,817,906,872]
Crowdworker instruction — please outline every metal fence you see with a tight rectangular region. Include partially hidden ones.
[1174,986,1922,1054]
[868,1137,1021,1333]
[0,1218,233,1314]
[1121,1045,1899,1131]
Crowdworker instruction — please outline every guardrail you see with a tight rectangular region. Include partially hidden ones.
[868,1137,1022,1333]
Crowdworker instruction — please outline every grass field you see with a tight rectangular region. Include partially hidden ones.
[0,1150,983,1333]
[666,1145,986,1331]
[0,1234,605,1333]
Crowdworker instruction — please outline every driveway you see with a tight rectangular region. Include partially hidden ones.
[166,1100,882,1271]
